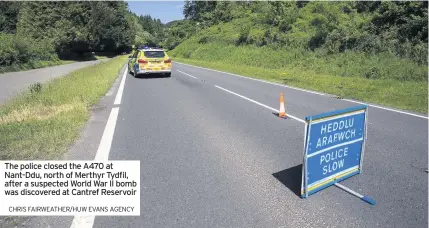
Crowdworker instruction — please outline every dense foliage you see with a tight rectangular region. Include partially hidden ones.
[161,19,199,50]
[0,2,161,69]
[168,1,428,66]
[168,1,427,82]
[2,0,427,81]
[138,14,165,46]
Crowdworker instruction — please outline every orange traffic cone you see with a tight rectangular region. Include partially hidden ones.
[279,92,286,118]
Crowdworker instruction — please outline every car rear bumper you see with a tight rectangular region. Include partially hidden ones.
[136,69,171,74]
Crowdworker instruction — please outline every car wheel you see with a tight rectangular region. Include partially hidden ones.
[134,68,138,78]
[165,73,171,77]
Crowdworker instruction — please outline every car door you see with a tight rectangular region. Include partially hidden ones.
[128,51,138,71]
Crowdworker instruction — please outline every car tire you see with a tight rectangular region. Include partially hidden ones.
[165,73,171,77]
[134,69,139,78]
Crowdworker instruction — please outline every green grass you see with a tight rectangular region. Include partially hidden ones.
[168,15,427,114]
[172,57,427,114]
[0,55,127,160]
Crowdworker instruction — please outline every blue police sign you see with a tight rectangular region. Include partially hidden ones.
[301,105,368,198]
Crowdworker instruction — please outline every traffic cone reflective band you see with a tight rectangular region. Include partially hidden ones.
[279,92,286,118]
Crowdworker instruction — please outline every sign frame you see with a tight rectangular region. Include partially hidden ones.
[301,105,368,198]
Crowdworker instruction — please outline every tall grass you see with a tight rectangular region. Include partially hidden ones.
[172,57,427,113]
[169,15,427,113]
[172,41,427,82]
[0,56,127,160]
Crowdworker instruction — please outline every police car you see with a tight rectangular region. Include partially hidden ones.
[128,46,172,78]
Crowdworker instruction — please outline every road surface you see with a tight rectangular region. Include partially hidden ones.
[92,62,427,228]
[0,60,106,105]
[2,61,427,228]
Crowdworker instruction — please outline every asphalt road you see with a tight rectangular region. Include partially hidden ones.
[0,59,106,105]
[1,61,426,228]
[91,62,427,228]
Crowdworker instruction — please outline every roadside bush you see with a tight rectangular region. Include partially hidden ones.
[0,33,57,68]
[236,25,250,45]
[364,67,381,80]
[198,36,210,44]
[29,83,43,94]
[183,51,191,58]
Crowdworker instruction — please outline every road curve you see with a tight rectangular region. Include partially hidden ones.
[0,59,107,105]
[90,62,427,228]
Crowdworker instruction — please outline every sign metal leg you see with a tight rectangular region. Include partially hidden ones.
[334,183,376,205]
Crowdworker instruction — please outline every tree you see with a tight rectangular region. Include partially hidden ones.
[0,2,20,33]
[16,1,134,54]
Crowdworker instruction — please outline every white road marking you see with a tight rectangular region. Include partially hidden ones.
[70,109,119,228]
[214,84,368,202]
[175,62,428,120]
[70,107,119,228]
[94,107,119,161]
[177,70,197,79]
[70,215,96,228]
[176,62,326,96]
[70,66,126,228]
[342,98,427,119]
[215,85,305,124]
[114,66,128,105]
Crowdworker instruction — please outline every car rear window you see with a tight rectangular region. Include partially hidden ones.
[143,51,165,58]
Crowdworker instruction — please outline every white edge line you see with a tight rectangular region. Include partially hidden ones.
[214,85,305,124]
[176,62,324,95]
[71,68,124,228]
[342,98,428,119]
[70,107,119,228]
[94,107,119,161]
[177,69,197,79]
[175,61,428,120]
[114,65,128,105]
[70,215,96,228]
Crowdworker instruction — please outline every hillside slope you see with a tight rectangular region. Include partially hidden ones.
[169,1,428,113]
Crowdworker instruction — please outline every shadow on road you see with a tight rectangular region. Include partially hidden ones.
[134,73,171,79]
[58,52,117,62]
[272,112,289,119]
[272,164,302,197]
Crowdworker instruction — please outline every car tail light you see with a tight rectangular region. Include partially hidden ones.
[164,59,171,63]
[138,59,148,64]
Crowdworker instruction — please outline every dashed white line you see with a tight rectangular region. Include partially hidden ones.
[215,85,305,124]
[177,70,197,79]
[70,66,127,228]
[175,61,428,120]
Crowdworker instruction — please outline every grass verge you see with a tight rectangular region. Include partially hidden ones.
[0,55,127,160]
[173,57,428,114]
